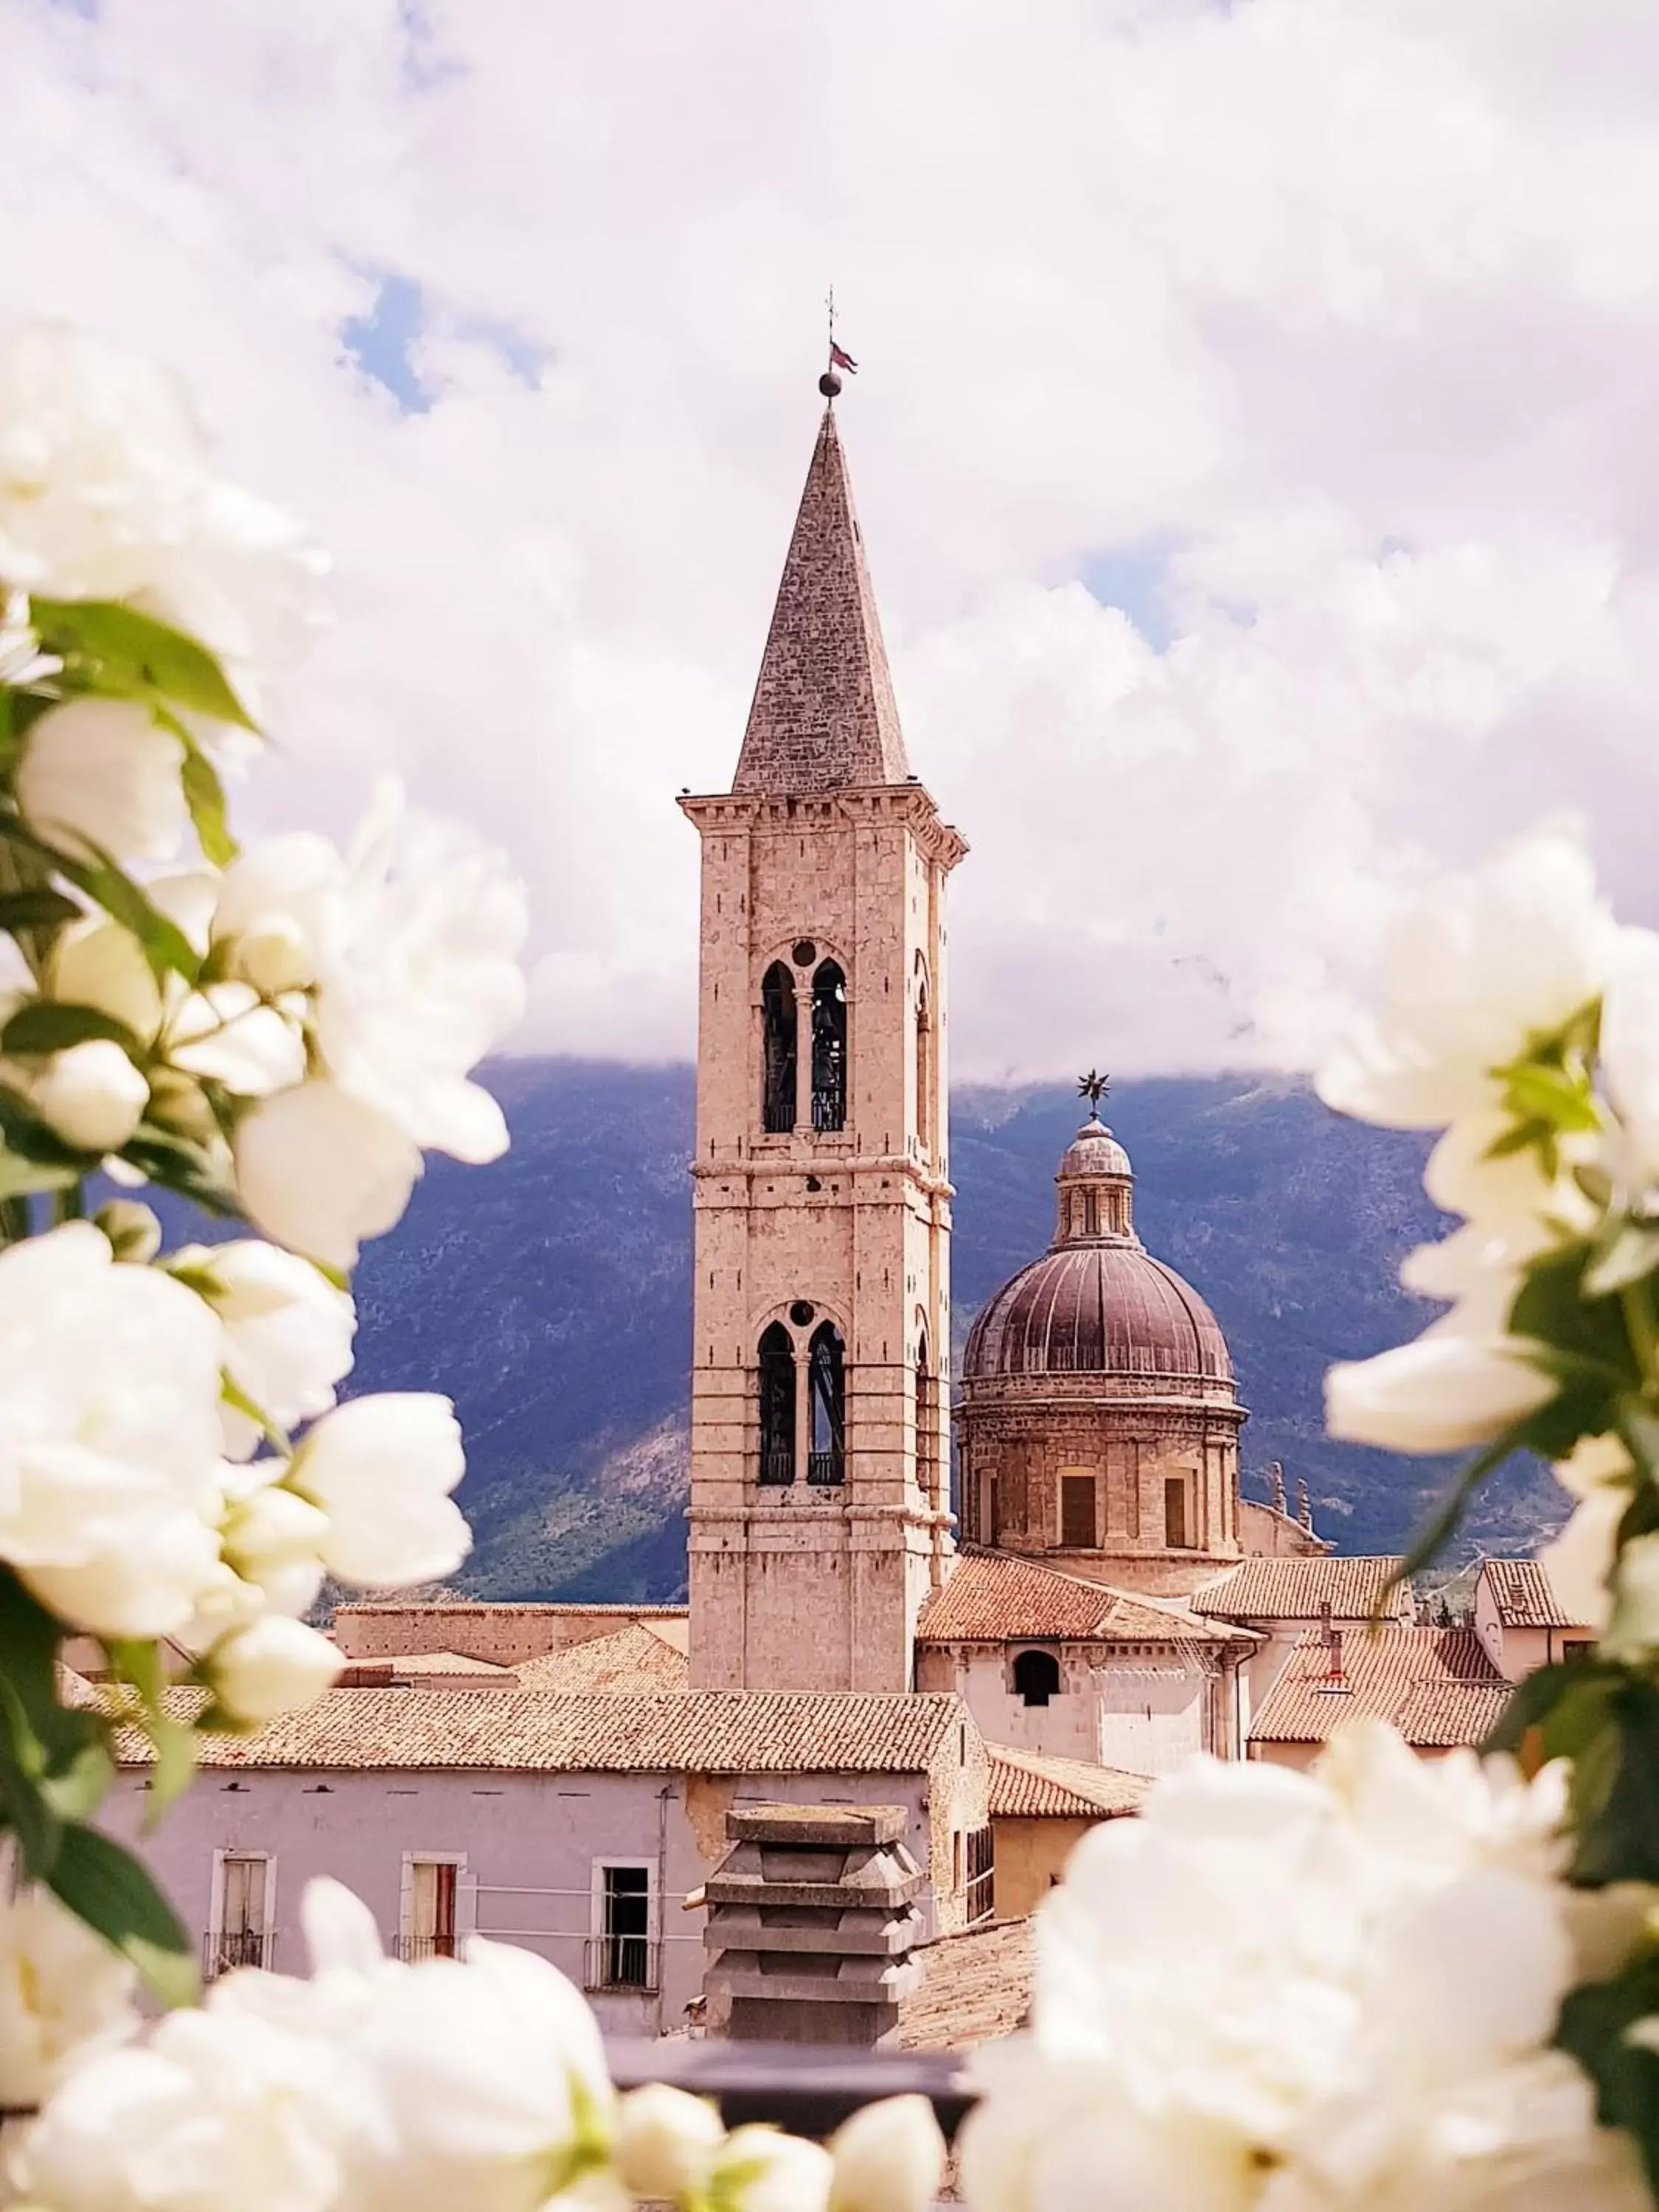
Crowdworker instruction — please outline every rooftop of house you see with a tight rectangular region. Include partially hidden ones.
[114,1689,972,1777]
[1248,1625,1509,1751]
[897,1916,1035,2052]
[1191,1554,1412,1624]
[917,1548,1248,1646]
[986,1745,1150,1820]
[515,1621,691,1696]
[1476,1557,1591,1631]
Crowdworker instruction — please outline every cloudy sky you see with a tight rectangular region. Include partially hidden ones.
[7,0,1659,1080]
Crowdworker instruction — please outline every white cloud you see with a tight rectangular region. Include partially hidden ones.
[4,0,1659,1077]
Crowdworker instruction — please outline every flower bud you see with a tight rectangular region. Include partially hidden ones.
[711,2126,833,2212]
[830,2097,946,2212]
[230,914,317,997]
[93,1198,162,1263]
[615,2083,726,2202]
[29,1038,149,1155]
[221,1480,330,1581]
[16,697,188,863]
[206,1614,340,1725]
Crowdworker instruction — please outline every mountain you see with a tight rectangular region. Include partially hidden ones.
[324,1060,1563,1600]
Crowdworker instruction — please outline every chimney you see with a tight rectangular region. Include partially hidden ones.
[1267,1461,1287,1515]
[1325,1628,1346,1688]
[702,1803,925,2047]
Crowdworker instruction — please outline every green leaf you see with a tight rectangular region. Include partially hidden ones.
[32,599,256,731]
[1388,1430,1528,1594]
[0,816,202,986]
[0,887,84,932]
[1502,1060,1602,1133]
[46,1820,196,2008]
[1512,1242,1640,1382]
[0,1084,97,1169]
[1585,1220,1659,1301]
[0,1565,115,1877]
[1494,1666,1659,1885]
[119,1124,244,1220]
[0,1149,85,1202]
[105,1638,198,1822]
[179,743,237,868]
[1,1000,142,1057]
[1556,1951,1659,2200]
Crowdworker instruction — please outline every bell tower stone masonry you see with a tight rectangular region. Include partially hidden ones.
[681,403,966,1693]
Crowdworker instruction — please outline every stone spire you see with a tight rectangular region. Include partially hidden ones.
[731,406,910,793]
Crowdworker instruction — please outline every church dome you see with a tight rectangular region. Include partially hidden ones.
[961,1108,1234,1385]
[964,1242,1233,1382]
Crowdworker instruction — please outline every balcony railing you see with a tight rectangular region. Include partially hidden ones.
[759,1448,796,1486]
[806,1451,844,1486]
[396,1933,465,1963]
[584,1934,658,1993]
[201,1928,274,1979]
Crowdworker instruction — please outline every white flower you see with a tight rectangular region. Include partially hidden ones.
[220,783,526,1162]
[94,1197,162,1262]
[613,2082,726,2202]
[340,1936,615,2212]
[27,1037,149,1153]
[287,1394,470,1587]
[176,1238,355,1457]
[15,697,187,863]
[0,1887,138,2109]
[206,1614,341,1725]
[11,2005,353,2212]
[961,1725,1630,2212]
[1600,925,1659,1191]
[0,1221,224,1635]
[712,2126,834,2212]
[218,1467,330,1616]
[0,586,60,685]
[233,1077,423,1269]
[0,321,325,713]
[167,982,306,1098]
[1317,824,1615,1131]
[830,2096,946,2212]
[1325,1314,1556,1455]
[212,831,344,996]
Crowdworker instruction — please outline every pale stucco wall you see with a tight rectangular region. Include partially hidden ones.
[1472,1579,1583,1683]
[106,1761,942,2034]
[917,1644,1222,1778]
[331,1605,686,1667]
[992,1815,1094,1920]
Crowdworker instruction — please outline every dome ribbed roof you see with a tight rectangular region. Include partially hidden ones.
[963,1242,1234,1384]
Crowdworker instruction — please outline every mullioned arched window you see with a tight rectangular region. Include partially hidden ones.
[810,961,847,1131]
[757,1322,796,1484]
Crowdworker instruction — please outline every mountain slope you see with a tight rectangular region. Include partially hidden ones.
[333,1060,1560,1597]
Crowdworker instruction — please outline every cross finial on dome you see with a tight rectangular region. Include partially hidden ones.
[1077,1068,1110,1118]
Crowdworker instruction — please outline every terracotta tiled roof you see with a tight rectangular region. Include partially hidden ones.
[335,1651,517,1686]
[115,1691,967,1775]
[917,1551,1244,1646]
[1192,1556,1412,1624]
[898,1918,1034,2052]
[517,1624,691,1696]
[1478,1558,1590,1631]
[987,1747,1148,1820]
[731,407,908,795]
[1250,1627,1509,1750]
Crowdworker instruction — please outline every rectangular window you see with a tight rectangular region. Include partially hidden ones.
[1562,1638,1594,1660]
[209,1852,271,1977]
[588,1864,654,1992]
[965,1827,995,1924]
[406,1858,460,1961]
[1060,1473,1097,1548]
[1164,1476,1191,1548]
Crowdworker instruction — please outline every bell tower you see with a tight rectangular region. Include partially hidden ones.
[680,392,967,1693]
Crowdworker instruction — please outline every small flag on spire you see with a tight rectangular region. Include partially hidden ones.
[829,341,858,374]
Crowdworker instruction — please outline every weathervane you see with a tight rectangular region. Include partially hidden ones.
[1077,1068,1111,1115]
[819,284,859,399]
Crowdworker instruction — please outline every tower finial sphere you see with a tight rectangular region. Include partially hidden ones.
[818,369,843,399]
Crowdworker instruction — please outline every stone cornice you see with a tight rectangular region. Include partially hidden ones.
[679,785,968,871]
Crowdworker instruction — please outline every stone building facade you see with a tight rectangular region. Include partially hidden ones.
[681,407,965,1694]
